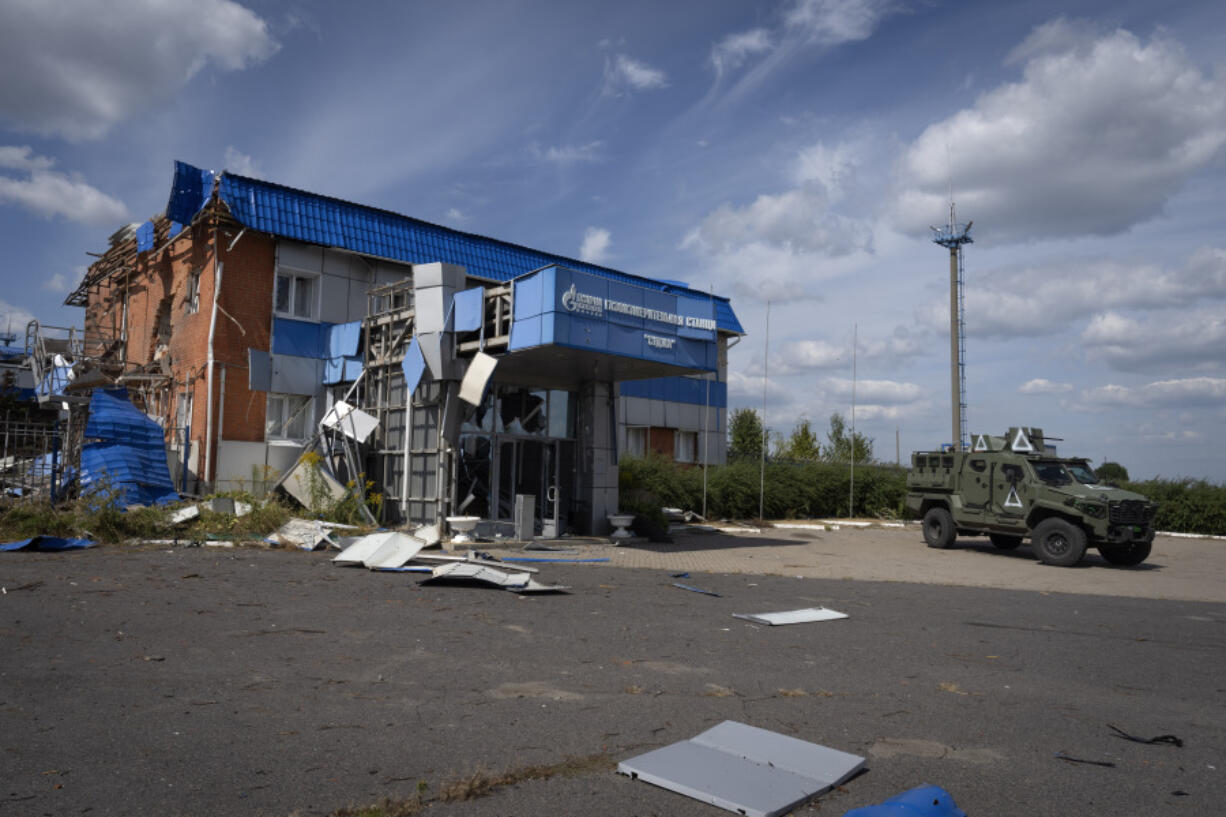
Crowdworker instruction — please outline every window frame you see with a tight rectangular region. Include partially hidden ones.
[625,426,648,458]
[265,393,314,440]
[274,268,320,320]
[185,268,201,315]
[674,430,698,463]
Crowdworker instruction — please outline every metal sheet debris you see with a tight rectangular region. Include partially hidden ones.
[425,561,568,593]
[363,533,426,569]
[732,608,849,626]
[459,351,498,406]
[618,720,865,817]
[673,582,721,597]
[170,505,200,524]
[333,532,397,566]
[282,456,346,509]
[269,518,339,550]
[319,400,379,443]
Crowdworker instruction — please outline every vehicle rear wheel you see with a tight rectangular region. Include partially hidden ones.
[922,507,956,549]
[1099,541,1152,566]
[1031,518,1087,566]
[989,533,1022,550]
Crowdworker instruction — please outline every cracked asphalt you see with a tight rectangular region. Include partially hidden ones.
[2,528,1224,816]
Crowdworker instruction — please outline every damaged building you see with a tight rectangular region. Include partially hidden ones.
[67,161,742,534]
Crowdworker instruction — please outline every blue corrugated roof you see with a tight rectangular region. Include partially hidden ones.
[196,166,744,334]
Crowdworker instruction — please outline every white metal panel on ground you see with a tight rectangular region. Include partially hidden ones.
[363,533,426,569]
[618,720,864,817]
[332,531,396,565]
[428,561,530,588]
[732,608,849,626]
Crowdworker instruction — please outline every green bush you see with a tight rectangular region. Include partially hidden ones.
[1128,478,1226,536]
[617,456,908,521]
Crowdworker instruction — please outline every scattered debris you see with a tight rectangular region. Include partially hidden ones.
[363,532,426,569]
[618,720,864,817]
[1,536,96,552]
[333,531,399,566]
[1108,724,1183,747]
[672,582,721,597]
[1054,751,1115,767]
[269,518,344,550]
[426,561,568,593]
[170,505,200,524]
[841,784,966,817]
[732,608,848,626]
[500,557,610,564]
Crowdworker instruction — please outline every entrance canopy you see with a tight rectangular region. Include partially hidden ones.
[503,265,718,387]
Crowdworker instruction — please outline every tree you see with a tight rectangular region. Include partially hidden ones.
[780,418,822,462]
[727,408,764,462]
[1095,461,1130,485]
[820,412,873,464]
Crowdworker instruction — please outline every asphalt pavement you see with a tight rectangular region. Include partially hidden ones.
[2,529,1224,817]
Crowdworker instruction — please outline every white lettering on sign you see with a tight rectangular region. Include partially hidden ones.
[645,334,676,349]
[559,283,715,331]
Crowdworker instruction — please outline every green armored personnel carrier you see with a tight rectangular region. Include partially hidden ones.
[905,427,1157,567]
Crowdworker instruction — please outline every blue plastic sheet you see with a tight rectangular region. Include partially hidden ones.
[841,785,966,817]
[166,161,215,226]
[401,337,426,395]
[80,389,178,507]
[1,536,96,552]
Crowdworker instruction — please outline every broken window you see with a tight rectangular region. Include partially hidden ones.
[185,269,201,314]
[266,393,313,440]
[275,271,318,319]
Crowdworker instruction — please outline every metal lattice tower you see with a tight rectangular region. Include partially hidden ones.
[932,204,972,451]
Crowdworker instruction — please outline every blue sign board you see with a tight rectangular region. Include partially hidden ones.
[509,266,718,372]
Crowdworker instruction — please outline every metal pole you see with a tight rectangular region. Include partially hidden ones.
[949,243,961,451]
[849,324,856,518]
[759,301,769,522]
[702,284,713,520]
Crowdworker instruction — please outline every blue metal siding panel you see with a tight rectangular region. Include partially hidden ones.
[208,166,744,333]
[619,377,727,408]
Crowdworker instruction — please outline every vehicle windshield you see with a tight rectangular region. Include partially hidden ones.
[1066,462,1099,484]
[1032,462,1072,486]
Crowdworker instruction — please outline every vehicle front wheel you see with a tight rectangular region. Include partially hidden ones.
[989,533,1022,550]
[1099,541,1152,567]
[923,507,957,549]
[1031,518,1087,566]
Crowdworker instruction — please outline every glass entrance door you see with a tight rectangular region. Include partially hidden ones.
[491,438,567,536]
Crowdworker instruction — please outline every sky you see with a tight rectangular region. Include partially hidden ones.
[1,0,1224,481]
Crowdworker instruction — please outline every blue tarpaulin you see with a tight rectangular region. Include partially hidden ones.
[1,536,96,552]
[79,389,178,507]
[323,321,363,385]
[841,785,966,817]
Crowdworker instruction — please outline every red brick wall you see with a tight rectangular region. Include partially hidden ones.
[84,219,278,482]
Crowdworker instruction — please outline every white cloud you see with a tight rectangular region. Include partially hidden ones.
[785,0,897,47]
[445,207,465,222]
[0,0,279,140]
[822,377,924,404]
[42,273,69,293]
[580,227,612,263]
[603,53,667,95]
[727,369,794,409]
[710,29,772,77]
[534,141,605,165]
[0,146,54,172]
[1019,378,1074,395]
[0,148,127,223]
[892,21,1226,241]
[222,146,262,178]
[1081,377,1226,408]
[1081,307,1226,373]
[914,248,1226,340]
[0,299,36,333]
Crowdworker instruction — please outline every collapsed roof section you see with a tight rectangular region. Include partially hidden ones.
[72,160,744,335]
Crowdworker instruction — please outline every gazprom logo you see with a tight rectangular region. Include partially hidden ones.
[561,283,603,317]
